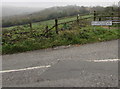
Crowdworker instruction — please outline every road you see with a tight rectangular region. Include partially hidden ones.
[2,40,119,87]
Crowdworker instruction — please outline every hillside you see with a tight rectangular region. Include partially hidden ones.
[2,6,44,17]
[2,5,119,54]
[2,5,90,27]
[2,5,118,27]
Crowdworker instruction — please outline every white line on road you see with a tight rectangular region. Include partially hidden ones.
[0,65,51,73]
[88,59,119,62]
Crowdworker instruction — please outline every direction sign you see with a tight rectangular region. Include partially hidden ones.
[91,21,112,26]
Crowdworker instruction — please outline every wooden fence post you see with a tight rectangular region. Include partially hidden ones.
[29,22,33,35]
[111,13,114,20]
[45,25,49,37]
[55,19,58,34]
[99,17,101,21]
[77,15,79,24]
[111,7,114,20]
[94,11,96,21]
[29,22,32,29]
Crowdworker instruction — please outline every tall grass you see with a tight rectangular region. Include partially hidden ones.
[2,26,119,54]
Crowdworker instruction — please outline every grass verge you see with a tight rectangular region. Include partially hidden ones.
[2,26,119,54]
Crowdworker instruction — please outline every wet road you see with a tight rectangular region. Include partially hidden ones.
[2,40,119,87]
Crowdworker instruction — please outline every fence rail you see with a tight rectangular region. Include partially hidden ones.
[43,16,93,35]
[3,12,119,44]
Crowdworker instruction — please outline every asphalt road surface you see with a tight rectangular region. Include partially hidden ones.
[2,40,119,87]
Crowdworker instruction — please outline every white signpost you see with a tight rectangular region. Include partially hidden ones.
[91,21,112,26]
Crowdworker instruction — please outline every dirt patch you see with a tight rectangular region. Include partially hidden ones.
[102,26,118,29]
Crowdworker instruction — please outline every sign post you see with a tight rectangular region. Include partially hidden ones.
[91,21,112,26]
[91,21,112,30]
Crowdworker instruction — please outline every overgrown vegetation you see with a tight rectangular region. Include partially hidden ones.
[2,25,119,54]
[2,5,119,54]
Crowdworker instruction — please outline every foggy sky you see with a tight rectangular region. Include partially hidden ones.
[2,0,119,8]
[2,0,119,2]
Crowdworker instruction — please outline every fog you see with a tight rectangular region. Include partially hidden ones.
[2,1,119,8]
[2,0,119,17]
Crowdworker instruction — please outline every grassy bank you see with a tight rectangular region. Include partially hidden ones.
[2,26,119,54]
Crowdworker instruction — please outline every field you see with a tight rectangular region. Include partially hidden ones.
[2,14,119,54]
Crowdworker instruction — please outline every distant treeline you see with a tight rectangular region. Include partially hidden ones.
[2,5,118,27]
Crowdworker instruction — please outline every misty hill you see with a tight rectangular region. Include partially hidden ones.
[31,5,89,19]
[2,5,91,27]
[3,5,117,27]
[2,6,44,17]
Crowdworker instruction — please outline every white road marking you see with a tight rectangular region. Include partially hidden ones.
[88,59,119,62]
[0,65,51,73]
